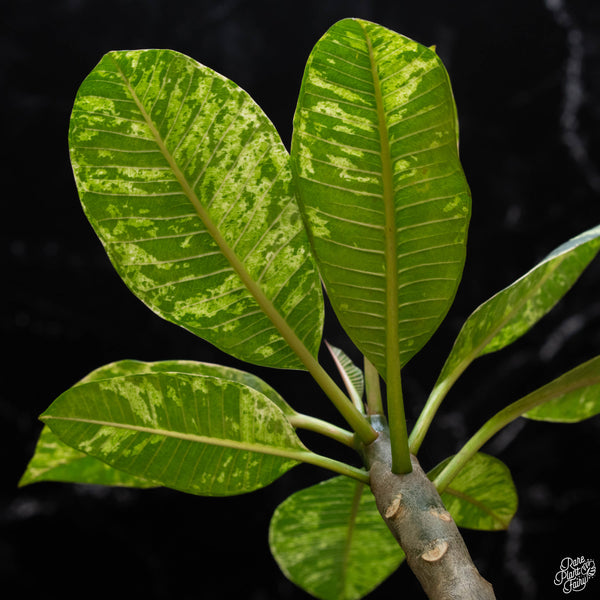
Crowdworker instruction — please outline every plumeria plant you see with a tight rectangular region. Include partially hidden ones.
[20,18,600,599]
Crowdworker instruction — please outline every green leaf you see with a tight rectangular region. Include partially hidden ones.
[435,225,600,392]
[69,49,324,370]
[326,342,365,410]
[20,359,297,488]
[410,225,600,454]
[79,359,296,416]
[19,425,154,488]
[429,453,517,531]
[269,476,404,600]
[292,18,470,377]
[523,355,600,422]
[41,372,311,496]
[429,355,600,495]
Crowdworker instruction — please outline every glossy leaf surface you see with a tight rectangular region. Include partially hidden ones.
[434,225,600,392]
[21,360,295,487]
[523,355,600,422]
[292,18,470,377]
[69,49,323,369]
[41,372,309,496]
[269,476,404,600]
[429,453,518,531]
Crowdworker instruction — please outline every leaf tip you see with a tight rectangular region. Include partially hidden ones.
[17,473,31,488]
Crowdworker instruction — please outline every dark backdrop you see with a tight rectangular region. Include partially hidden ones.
[3,1,600,598]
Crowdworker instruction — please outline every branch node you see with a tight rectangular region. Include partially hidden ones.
[384,493,403,519]
[421,539,449,562]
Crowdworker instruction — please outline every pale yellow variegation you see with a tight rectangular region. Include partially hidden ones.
[69,49,324,370]
[41,372,369,496]
[292,19,470,379]
[292,19,471,473]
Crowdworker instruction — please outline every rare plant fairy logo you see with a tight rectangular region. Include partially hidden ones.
[554,556,596,593]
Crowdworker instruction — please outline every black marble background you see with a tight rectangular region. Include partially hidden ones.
[3,1,600,598]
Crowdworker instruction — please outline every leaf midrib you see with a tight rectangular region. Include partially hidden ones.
[338,481,364,598]
[109,56,264,307]
[42,414,308,459]
[42,412,371,483]
[360,21,410,472]
[107,54,311,367]
[360,25,399,380]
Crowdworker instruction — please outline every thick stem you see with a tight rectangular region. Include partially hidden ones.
[363,419,495,600]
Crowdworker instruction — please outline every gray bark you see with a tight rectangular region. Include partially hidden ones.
[363,418,496,599]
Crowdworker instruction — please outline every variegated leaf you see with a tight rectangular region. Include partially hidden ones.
[292,19,470,378]
[19,424,154,488]
[523,355,600,422]
[269,476,404,600]
[69,49,323,370]
[429,453,518,531]
[41,372,311,496]
[434,225,600,397]
[21,359,296,488]
[410,225,600,454]
[326,342,365,410]
[78,359,296,415]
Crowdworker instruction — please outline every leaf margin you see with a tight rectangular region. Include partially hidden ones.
[40,371,310,497]
[69,48,325,371]
[269,474,405,600]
